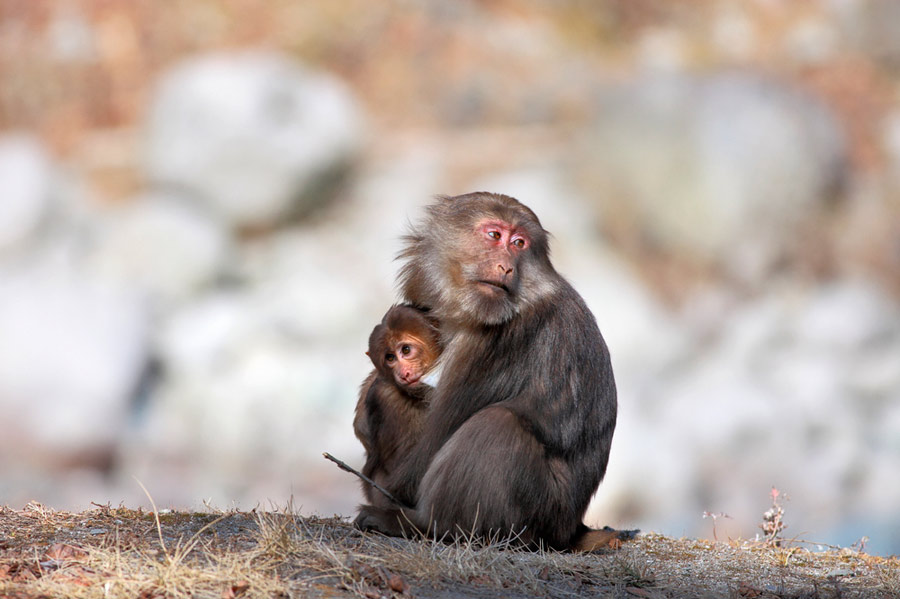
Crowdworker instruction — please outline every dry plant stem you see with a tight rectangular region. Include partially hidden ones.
[322,452,402,506]
[134,476,171,563]
[134,476,229,569]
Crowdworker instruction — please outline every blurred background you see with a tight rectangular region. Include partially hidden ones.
[1,0,899,555]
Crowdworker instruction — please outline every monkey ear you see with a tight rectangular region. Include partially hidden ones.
[423,315,440,331]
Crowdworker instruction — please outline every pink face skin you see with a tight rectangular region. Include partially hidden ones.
[475,220,530,292]
[479,220,530,251]
[384,340,426,387]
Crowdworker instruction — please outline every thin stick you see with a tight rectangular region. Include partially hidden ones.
[322,452,402,506]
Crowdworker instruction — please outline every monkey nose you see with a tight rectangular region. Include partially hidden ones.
[497,264,513,275]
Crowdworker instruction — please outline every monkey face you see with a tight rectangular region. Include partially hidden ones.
[451,219,531,325]
[367,305,441,398]
[471,220,527,293]
[381,338,431,389]
[399,192,556,327]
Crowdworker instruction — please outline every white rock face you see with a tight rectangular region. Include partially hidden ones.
[588,277,900,551]
[235,225,394,342]
[136,289,365,504]
[0,264,149,460]
[87,193,232,309]
[883,110,900,186]
[831,0,900,66]
[0,135,53,253]
[578,71,847,280]
[144,52,365,228]
[791,279,900,352]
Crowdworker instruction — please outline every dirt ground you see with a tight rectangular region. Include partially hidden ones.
[0,503,898,599]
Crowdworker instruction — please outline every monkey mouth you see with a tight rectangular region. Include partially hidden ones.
[476,280,510,294]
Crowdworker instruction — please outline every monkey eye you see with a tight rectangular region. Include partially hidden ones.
[401,344,412,355]
[385,353,396,363]
[512,238,527,249]
[487,230,502,240]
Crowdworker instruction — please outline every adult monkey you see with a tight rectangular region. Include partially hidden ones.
[355,192,623,551]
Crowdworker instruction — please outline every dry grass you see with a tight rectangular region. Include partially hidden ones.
[0,502,897,599]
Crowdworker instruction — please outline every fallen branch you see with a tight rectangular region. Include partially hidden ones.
[322,452,402,506]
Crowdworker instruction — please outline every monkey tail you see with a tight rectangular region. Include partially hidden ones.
[570,524,640,552]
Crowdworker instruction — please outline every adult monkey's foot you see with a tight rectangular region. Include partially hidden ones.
[572,526,641,552]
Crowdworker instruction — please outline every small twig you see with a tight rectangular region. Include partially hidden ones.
[322,452,402,506]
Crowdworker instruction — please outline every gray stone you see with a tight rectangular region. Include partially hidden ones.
[791,278,899,352]
[589,276,900,547]
[141,299,364,481]
[578,71,847,280]
[234,226,392,342]
[881,110,900,187]
[0,263,148,463]
[87,192,232,309]
[144,51,364,228]
[156,292,254,378]
[847,345,900,398]
[830,0,900,67]
[0,135,53,253]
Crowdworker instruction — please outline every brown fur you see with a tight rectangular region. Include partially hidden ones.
[354,192,629,550]
[354,305,441,508]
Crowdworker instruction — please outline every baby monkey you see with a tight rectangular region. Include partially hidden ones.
[354,304,441,507]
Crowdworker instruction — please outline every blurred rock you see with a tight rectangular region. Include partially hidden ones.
[847,347,900,399]
[0,135,53,254]
[783,15,841,66]
[144,335,359,464]
[578,71,848,282]
[234,225,393,342]
[636,26,691,72]
[144,51,365,229]
[340,144,444,287]
[0,263,148,468]
[87,192,232,310]
[590,276,900,550]
[831,0,900,67]
[882,110,900,186]
[47,3,96,64]
[134,289,364,496]
[710,5,758,63]
[790,278,899,352]
[155,292,252,379]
